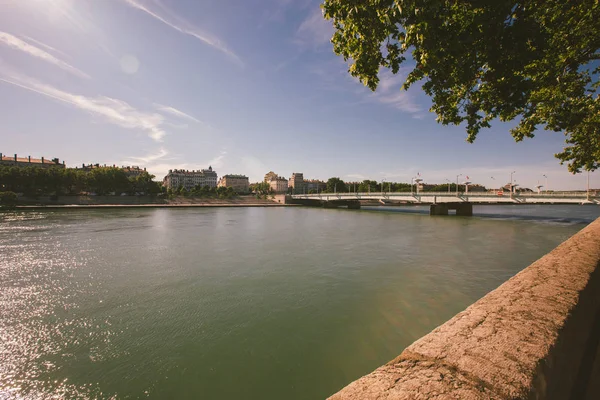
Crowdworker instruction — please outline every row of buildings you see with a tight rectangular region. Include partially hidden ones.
[162,167,251,193]
[0,152,65,168]
[264,171,326,194]
[1,152,252,194]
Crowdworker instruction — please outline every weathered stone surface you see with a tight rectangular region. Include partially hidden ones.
[329,218,600,399]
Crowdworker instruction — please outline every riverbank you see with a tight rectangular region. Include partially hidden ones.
[5,195,288,209]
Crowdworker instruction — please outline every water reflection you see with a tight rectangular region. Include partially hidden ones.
[0,206,595,399]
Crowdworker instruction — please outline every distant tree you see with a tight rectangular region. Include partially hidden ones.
[323,0,600,172]
[0,191,17,207]
[326,177,347,193]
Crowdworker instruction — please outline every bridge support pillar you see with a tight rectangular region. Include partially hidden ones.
[456,203,473,216]
[430,204,449,215]
[430,203,473,216]
[347,201,361,210]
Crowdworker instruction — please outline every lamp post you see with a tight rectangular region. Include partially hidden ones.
[587,170,590,200]
[543,174,548,193]
[455,174,462,195]
[445,178,451,194]
[382,179,385,196]
[510,171,516,197]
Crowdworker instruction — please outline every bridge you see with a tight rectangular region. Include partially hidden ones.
[289,192,599,215]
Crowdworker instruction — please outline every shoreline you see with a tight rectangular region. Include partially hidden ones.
[6,203,291,210]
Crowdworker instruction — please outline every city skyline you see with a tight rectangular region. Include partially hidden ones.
[0,0,597,190]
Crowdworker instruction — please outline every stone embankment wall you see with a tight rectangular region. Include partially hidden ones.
[330,218,600,399]
[15,195,278,206]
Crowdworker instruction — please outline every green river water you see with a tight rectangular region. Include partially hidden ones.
[1,205,599,399]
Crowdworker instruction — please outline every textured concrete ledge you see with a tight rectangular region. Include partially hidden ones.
[329,218,600,400]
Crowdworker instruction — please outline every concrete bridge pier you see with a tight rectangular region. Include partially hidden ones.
[430,204,449,215]
[430,202,473,216]
[290,198,361,209]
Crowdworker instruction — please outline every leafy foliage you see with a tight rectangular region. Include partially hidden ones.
[0,166,162,196]
[323,0,600,172]
[326,177,347,193]
[0,191,18,207]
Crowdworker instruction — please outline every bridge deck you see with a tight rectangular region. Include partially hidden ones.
[291,192,599,205]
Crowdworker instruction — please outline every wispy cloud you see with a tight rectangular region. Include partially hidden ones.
[0,70,167,142]
[365,69,423,116]
[122,0,243,66]
[207,150,227,169]
[154,103,201,123]
[0,32,90,79]
[123,148,169,165]
[294,7,333,49]
[21,35,69,59]
[132,149,227,179]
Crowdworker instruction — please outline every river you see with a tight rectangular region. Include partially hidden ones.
[1,205,599,399]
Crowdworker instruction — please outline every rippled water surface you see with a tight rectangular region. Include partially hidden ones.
[1,205,598,399]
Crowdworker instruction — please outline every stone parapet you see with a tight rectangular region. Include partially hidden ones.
[329,218,600,399]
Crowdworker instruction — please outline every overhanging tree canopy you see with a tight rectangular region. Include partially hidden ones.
[322,0,600,172]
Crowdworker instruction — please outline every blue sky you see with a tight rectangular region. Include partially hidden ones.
[0,0,595,190]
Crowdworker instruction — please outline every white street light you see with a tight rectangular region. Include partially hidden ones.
[510,171,516,196]
[456,174,462,195]
[587,170,590,200]
[543,174,548,193]
[445,178,451,194]
[414,177,423,194]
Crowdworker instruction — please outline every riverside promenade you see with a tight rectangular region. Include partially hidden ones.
[330,218,600,399]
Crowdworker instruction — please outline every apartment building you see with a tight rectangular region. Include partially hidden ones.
[269,176,289,193]
[218,174,249,193]
[288,172,304,194]
[0,152,65,169]
[163,166,218,190]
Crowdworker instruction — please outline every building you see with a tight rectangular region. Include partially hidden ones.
[269,176,288,193]
[73,164,147,178]
[264,171,278,183]
[162,166,218,190]
[305,179,327,193]
[0,152,65,168]
[288,172,305,194]
[218,174,249,193]
[122,166,147,178]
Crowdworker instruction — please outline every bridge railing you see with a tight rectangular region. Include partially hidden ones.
[292,191,596,199]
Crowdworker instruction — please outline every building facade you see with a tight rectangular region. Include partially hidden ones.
[122,166,147,178]
[305,179,327,193]
[288,172,305,194]
[269,176,289,193]
[218,174,249,193]
[264,171,278,183]
[162,166,218,190]
[0,153,65,169]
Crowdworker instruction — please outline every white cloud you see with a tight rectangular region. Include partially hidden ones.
[122,0,243,66]
[207,151,227,169]
[21,35,69,59]
[154,103,201,123]
[123,148,169,165]
[0,71,167,142]
[0,31,90,79]
[368,69,423,116]
[137,150,227,179]
[295,7,333,48]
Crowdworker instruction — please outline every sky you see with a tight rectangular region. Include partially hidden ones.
[0,0,596,190]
